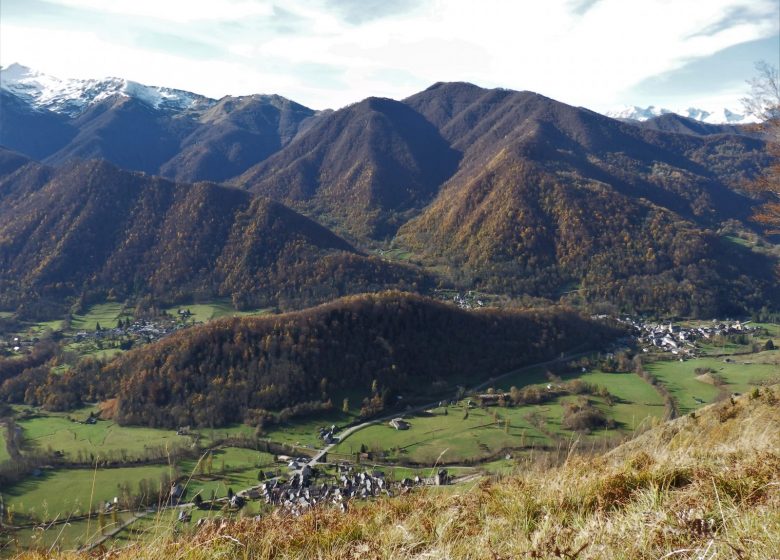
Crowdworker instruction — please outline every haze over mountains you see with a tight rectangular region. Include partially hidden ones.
[0,64,777,318]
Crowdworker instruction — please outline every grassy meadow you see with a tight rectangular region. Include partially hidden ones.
[14,408,189,462]
[0,431,9,463]
[646,350,780,413]
[3,465,173,520]
[161,300,270,324]
[333,369,667,464]
[11,386,780,560]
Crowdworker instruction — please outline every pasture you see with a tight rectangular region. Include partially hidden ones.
[646,351,780,414]
[176,447,277,502]
[3,465,173,521]
[9,512,137,553]
[69,303,129,333]
[0,430,9,462]
[161,300,270,323]
[17,410,188,462]
[332,370,667,464]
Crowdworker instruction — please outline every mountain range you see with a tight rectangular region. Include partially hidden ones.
[0,65,777,318]
[605,104,756,125]
[0,151,424,317]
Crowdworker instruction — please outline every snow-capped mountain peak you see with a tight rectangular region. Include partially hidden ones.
[605,105,673,121]
[605,103,757,125]
[0,63,215,116]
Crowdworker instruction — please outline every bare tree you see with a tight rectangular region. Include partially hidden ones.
[741,61,780,232]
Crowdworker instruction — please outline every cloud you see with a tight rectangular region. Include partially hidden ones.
[35,0,275,23]
[569,0,601,16]
[321,0,424,24]
[2,0,777,111]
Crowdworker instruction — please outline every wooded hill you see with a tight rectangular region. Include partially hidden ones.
[0,153,425,316]
[399,84,777,316]
[4,292,622,428]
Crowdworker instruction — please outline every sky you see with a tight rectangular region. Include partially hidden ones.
[1,0,778,112]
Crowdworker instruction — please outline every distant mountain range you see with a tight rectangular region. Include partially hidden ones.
[605,104,756,125]
[0,65,777,318]
[0,63,320,182]
[0,63,213,116]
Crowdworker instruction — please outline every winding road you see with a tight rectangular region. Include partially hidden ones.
[303,348,592,469]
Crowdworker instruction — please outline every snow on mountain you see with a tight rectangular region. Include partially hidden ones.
[605,104,757,125]
[605,105,673,121]
[0,63,215,116]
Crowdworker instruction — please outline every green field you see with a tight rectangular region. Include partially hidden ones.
[4,465,173,521]
[380,247,413,261]
[9,511,137,553]
[261,408,361,449]
[332,370,666,464]
[576,371,665,431]
[0,429,9,463]
[2,446,274,535]
[69,303,129,333]
[17,410,189,462]
[332,402,561,465]
[175,447,277,503]
[162,300,271,324]
[646,351,780,414]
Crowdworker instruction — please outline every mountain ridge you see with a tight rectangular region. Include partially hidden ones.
[0,154,426,316]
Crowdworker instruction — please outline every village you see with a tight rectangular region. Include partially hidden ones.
[620,318,759,357]
[1,309,197,356]
[160,454,450,524]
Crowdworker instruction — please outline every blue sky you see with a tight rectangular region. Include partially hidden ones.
[1,0,778,112]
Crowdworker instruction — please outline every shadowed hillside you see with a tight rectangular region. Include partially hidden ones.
[237,97,460,240]
[0,159,425,316]
[0,90,317,182]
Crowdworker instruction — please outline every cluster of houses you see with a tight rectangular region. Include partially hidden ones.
[318,425,339,444]
[3,313,198,357]
[244,464,449,516]
[449,292,486,310]
[616,318,758,357]
[431,289,487,310]
[3,335,31,353]
[73,317,185,344]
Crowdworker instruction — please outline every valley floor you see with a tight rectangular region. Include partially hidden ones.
[1,311,778,556]
[8,386,780,560]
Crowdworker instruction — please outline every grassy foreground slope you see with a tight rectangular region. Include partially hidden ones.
[15,386,780,560]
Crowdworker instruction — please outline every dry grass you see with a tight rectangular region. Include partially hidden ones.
[10,387,780,560]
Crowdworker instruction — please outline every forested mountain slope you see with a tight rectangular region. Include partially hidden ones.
[236,97,460,240]
[396,83,777,315]
[0,157,424,316]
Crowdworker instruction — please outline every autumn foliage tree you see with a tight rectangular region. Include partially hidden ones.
[742,61,780,232]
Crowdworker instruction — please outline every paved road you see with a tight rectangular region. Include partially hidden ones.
[83,510,150,552]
